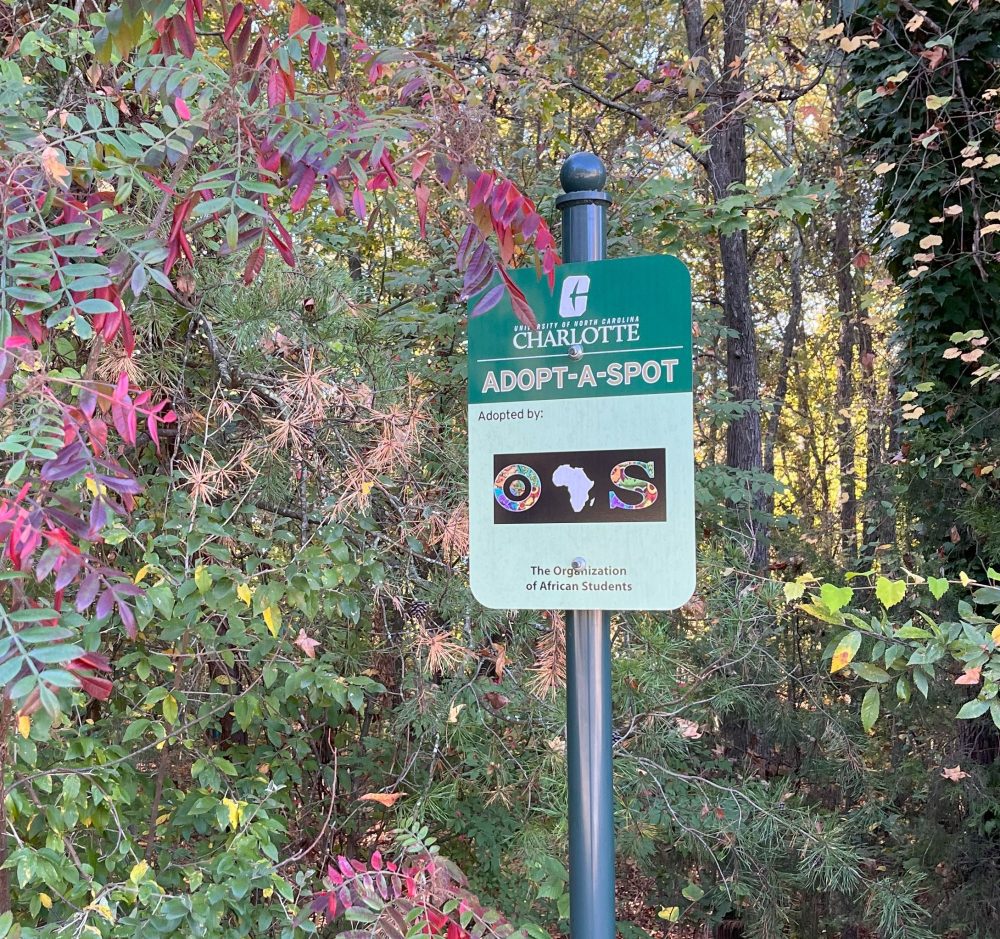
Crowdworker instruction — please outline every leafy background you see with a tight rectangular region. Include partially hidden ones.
[1,0,999,937]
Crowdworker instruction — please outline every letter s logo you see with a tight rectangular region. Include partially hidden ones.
[608,460,658,510]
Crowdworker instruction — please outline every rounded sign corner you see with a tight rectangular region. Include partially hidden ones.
[666,572,697,612]
[470,572,505,611]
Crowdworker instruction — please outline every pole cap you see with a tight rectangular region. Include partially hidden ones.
[560,152,607,193]
[556,152,610,209]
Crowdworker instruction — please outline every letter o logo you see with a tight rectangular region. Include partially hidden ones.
[494,463,541,512]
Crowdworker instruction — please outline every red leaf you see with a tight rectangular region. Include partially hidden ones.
[117,598,137,638]
[470,282,504,318]
[147,413,161,451]
[267,65,287,107]
[76,673,113,700]
[174,97,191,120]
[290,167,316,212]
[174,14,195,57]
[243,245,265,284]
[352,187,366,221]
[224,3,244,42]
[411,150,432,182]
[290,0,310,34]
[266,227,296,267]
[469,172,493,208]
[500,270,537,328]
[233,18,252,62]
[309,33,327,71]
[456,224,477,269]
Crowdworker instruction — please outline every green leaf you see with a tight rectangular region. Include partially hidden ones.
[861,687,880,732]
[957,699,991,719]
[681,882,705,902]
[820,583,854,613]
[928,577,950,600]
[162,693,179,724]
[876,576,906,610]
[852,661,890,683]
[925,94,953,110]
[194,565,212,594]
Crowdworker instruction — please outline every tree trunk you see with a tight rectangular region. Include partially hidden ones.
[684,0,766,571]
[834,208,857,559]
[763,228,804,517]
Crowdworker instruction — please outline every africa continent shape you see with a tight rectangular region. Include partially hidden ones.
[552,464,595,513]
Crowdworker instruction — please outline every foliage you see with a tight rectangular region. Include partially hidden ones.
[1,0,999,936]
[840,0,1000,568]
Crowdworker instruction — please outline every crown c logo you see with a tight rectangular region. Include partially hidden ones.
[558,275,591,318]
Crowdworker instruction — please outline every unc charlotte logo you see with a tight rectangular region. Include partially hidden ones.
[559,275,590,317]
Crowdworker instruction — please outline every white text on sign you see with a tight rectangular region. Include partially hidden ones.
[481,358,680,395]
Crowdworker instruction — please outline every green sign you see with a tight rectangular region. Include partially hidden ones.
[467,255,696,611]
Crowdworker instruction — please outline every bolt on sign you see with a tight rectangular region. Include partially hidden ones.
[467,255,695,610]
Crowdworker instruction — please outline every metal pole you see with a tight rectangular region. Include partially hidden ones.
[555,153,615,939]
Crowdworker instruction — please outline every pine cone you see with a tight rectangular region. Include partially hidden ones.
[407,599,431,623]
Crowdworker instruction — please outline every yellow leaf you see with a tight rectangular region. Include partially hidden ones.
[39,892,52,910]
[263,605,280,637]
[85,903,115,924]
[237,583,254,607]
[222,797,245,829]
[984,154,1000,168]
[960,571,972,586]
[360,480,375,497]
[817,23,845,40]
[943,204,963,216]
[981,224,1000,235]
[262,887,274,898]
[890,221,910,237]
[830,632,862,674]
[991,624,1000,644]
[919,234,943,249]
[85,477,107,497]
[658,907,680,922]
[448,703,466,723]
[839,35,863,53]
[905,12,924,30]
[17,714,30,739]
[874,162,896,175]
[783,581,806,601]
[134,564,154,584]
[130,861,149,883]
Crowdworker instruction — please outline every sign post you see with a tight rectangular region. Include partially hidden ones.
[466,153,695,939]
[557,154,616,939]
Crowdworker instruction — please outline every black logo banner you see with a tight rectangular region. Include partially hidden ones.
[492,448,666,525]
